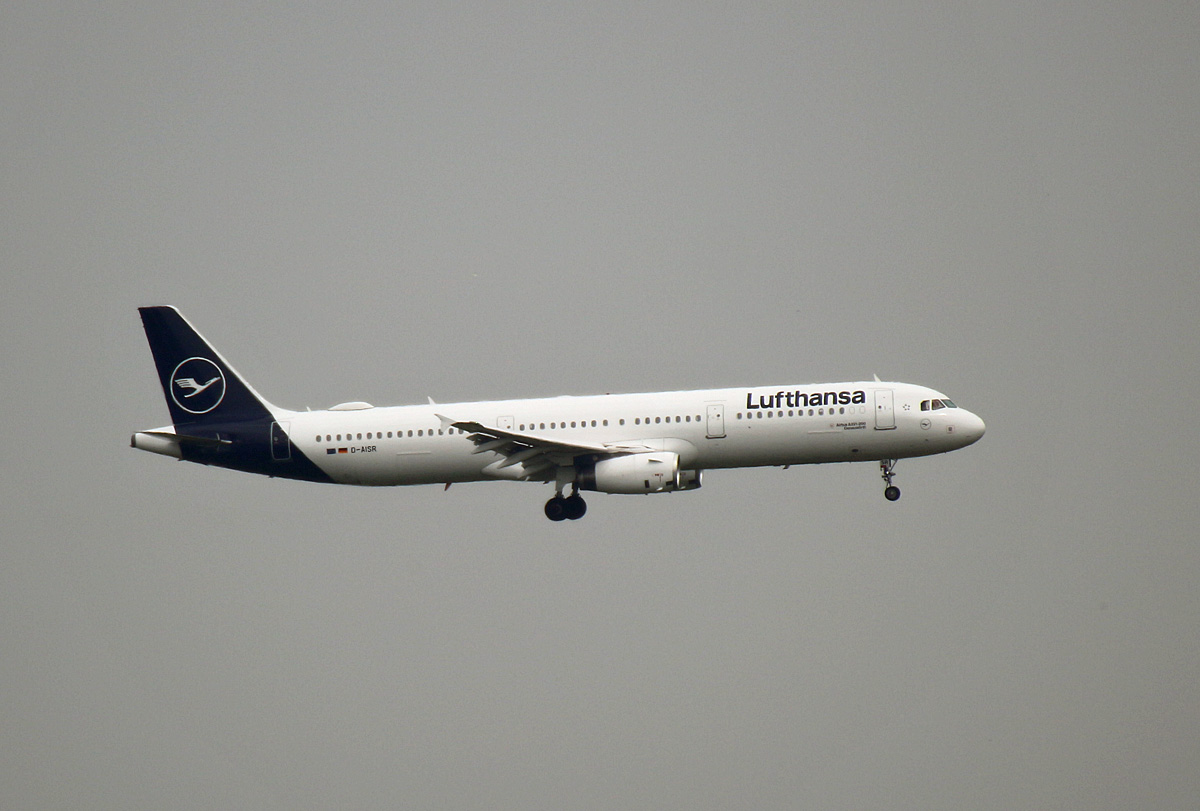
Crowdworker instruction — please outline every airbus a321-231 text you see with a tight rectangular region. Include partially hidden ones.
[131,307,985,521]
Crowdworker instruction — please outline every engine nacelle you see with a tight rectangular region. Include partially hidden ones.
[671,469,703,491]
[578,452,680,494]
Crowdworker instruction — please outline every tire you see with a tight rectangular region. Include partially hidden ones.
[544,497,568,521]
[563,494,587,520]
[884,486,901,502]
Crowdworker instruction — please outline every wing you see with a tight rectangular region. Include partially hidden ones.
[174,377,198,389]
[435,414,653,482]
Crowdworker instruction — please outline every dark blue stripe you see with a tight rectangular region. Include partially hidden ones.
[177,419,335,484]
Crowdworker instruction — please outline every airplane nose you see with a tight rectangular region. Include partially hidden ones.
[961,411,986,445]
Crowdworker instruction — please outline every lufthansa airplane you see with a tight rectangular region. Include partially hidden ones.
[132,306,985,520]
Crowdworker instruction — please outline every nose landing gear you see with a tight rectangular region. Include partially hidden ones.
[880,459,901,501]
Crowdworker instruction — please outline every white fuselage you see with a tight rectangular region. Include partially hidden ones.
[275,381,985,487]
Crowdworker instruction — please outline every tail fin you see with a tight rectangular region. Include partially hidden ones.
[139,306,277,427]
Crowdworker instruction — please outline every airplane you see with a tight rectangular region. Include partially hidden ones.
[131,306,986,521]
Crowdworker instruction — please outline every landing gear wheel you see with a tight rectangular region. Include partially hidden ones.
[879,459,900,502]
[544,496,568,521]
[563,494,587,520]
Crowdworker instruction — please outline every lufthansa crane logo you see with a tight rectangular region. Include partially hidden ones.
[170,357,226,415]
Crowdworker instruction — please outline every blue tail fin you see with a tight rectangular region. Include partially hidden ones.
[139,306,276,427]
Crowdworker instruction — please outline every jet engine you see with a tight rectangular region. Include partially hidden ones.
[577,452,679,494]
[576,453,704,494]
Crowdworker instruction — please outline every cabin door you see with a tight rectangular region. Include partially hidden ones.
[706,404,726,439]
[873,390,896,430]
[270,421,292,460]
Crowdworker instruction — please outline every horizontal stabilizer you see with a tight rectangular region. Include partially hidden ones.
[131,429,233,459]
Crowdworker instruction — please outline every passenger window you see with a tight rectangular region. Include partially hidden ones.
[315,435,321,442]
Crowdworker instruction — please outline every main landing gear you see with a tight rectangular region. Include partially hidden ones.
[880,459,901,502]
[545,490,587,521]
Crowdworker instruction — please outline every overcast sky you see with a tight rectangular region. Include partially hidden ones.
[3,2,1198,808]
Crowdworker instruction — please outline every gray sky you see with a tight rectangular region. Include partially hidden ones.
[3,2,1198,808]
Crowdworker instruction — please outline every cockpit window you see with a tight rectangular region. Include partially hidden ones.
[922,398,959,411]
[920,398,959,411]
